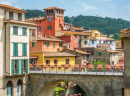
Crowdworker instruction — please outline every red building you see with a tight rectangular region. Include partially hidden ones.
[57,35,77,49]
[26,6,65,37]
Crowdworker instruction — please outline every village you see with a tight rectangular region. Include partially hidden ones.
[0,3,128,96]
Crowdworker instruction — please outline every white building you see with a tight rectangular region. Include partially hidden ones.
[0,4,37,96]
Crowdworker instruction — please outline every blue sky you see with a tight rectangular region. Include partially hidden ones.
[0,0,130,21]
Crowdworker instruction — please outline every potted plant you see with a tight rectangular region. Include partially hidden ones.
[122,66,124,70]
[40,63,44,68]
[82,64,86,67]
[43,65,48,69]
[67,64,71,67]
[64,65,69,69]
[73,65,78,70]
[88,64,94,70]
[50,65,55,69]
[74,94,77,96]
[105,65,111,70]
[115,65,121,70]
[81,66,86,69]
[61,64,65,67]
[47,64,51,67]
[97,64,103,71]
[57,65,62,69]
[29,65,33,69]
[79,93,81,96]
[36,65,41,70]
[54,63,58,66]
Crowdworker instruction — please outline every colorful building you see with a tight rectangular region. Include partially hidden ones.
[57,34,77,49]
[26,6,65,37]
[0,4,37,96]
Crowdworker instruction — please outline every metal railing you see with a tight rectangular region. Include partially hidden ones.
[29,65,124,76]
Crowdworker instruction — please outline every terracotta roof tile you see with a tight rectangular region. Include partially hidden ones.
[37,36,65,42]
[44,52,76,57]
[43,6,65,10]
[0,4,27,12]
[71,27,85,31]
[26,17,45,21]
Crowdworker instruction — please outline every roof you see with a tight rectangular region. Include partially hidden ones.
[4,20,38,26]
[37,36,65,42]
[64,23,72,25]
[64,48,91,55]
[71,27,85,31]
[43,6,66,11]
[85,30,101,33]
[44,52,76,57]
[95,48,119,53]
[0,4,27,12]
[57,31,90,35]
[107,38,115,41]
[26,17,45,21]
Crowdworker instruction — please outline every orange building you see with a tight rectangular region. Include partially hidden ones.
[26,6,65,37]
[30,33,64,52]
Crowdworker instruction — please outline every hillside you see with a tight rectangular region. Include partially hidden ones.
[24,10,130,40]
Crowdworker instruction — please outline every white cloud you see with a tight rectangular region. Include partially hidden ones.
[0,0,15,5]
[80,2,98,11]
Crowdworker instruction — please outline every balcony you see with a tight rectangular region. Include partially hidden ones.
[13,51,18,56]
[29,29,37,42]
[22,51,27,56]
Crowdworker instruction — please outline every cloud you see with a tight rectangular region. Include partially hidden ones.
[0,0,15,5]
[80,2,98,11]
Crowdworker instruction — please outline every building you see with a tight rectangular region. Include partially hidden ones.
[26,6,65,37]
[0,4,37,96]
[30,32,64,52]
[57,34,77,49]
[64,23,72,31]
[120,29,130,95]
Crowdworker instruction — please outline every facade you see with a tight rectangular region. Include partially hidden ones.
[26,6,65,37]
[0,4,37,96]
[57,34,77,49]
[64,23,72,31]
[30,33,64,52]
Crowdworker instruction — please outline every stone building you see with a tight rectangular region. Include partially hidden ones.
[0,4,37,96]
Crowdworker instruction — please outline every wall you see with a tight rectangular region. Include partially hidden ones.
[110,53,119,65]
[71,35,77,49]
[27,74,124,96]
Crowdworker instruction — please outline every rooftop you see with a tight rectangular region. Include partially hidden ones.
[26,16,45,21]
[57,31,90,35]
[44,52,76,57]
[37,36,65,42]
[43,6,65,11]
[71,27,85,31]
[0,4,27,12]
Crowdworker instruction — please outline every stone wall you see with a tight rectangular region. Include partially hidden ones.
[26,74,124,96]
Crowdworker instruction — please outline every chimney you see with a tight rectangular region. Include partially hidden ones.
[74,48,76,54]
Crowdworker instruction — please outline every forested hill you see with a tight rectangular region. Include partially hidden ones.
[24,9,130,40]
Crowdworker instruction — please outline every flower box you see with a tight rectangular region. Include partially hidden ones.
[47,64,51,66]
[114,66,121,70]
[81,66,85,69]
[82,64,86,67]
[97,64,103,70]
[43,65,48,68]
[54,64,58,66]
[88,64,94,70]
[61,64,65,67]
[67,64,71,67]
[50,65,55,69]
[105,65,111,70]
[64,65,69,69]
[57,65,62,69]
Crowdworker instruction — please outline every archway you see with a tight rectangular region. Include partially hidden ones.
[17,79,22,96]
[6,81,13,96]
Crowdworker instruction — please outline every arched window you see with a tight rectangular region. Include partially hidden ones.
[6,81,12,96]
[59,26,61,31]
[17,80,22,96]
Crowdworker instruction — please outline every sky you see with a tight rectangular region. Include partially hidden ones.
[0,0,130,21]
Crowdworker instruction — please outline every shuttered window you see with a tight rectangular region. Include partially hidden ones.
[13,26,18,35]
[9,11,13,20]
[13,43,18,56]
[53,43,55,47]
[32,42,35,47]
[39,26,41,31]
[22,43,27,56]
[17,60,19,74]
[11,60,14,75]
[26,59,29,73]
[22,28,27,35]
[21,59,23,74]
[59,43,63,47]
[99,52,101,56]
[18,13,22,21]
[47,26,52,30]
[45,42,50,47]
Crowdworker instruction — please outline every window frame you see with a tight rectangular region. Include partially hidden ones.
[9,11,13,20]
[59,43,63,47]
[13,26,18,35]
[22,27,27,36]
[18,13,22,21]
[32,42,35,47]
[54,59,58,64]
[66,59,69,64]
[46,60,50,64]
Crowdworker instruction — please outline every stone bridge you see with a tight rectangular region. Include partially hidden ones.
[26,72,124,96]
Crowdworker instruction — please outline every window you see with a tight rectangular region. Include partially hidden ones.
[54,59,58,64]
[85,36,86,38]
[9,11,13,20]
[113,53,115,57]
[47,26,52,30]
[32,42,35,47]
[22,28,27,35]
[6,81,12,96]
[23,60,26,70]
[18,13,22,21]
[39,26,41,31]
[59,43,63,47]
[71,36,72,40]
[92,40,94,44]
[74,38,76,41]
[39,21,41,23]
[87,55,89,58]
[66,59,69,64]
[53,43,55,47]
[84,41,88,45]
[99,52,101,56]
[13,43,18,56]
[46,60,50,64]
[17,80,22,96]
[110,41,112,44]
[112,61,114,65]
[22,43,27,56]
[99,40,101,44]
[13,26,18,35]
[45,42,50,47]
[59,26,61,31]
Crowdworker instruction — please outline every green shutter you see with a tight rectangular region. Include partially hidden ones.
[86,41,88,44]
[48,26,49,30]
[32,42,35,47]
[13,26,18,35]
[99,52,101,56]
[22,43,27,56]
[39,26,41,30]
[17,60,19,74]
[50,26,52,30]
[54,43,55,47]
[21,59,23,74]
[22,28,27,35]
[47,42,50,47]
[84,41,85,44]
[13,43,18,56]
[26,59,29,73]
[11,60,14,75]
